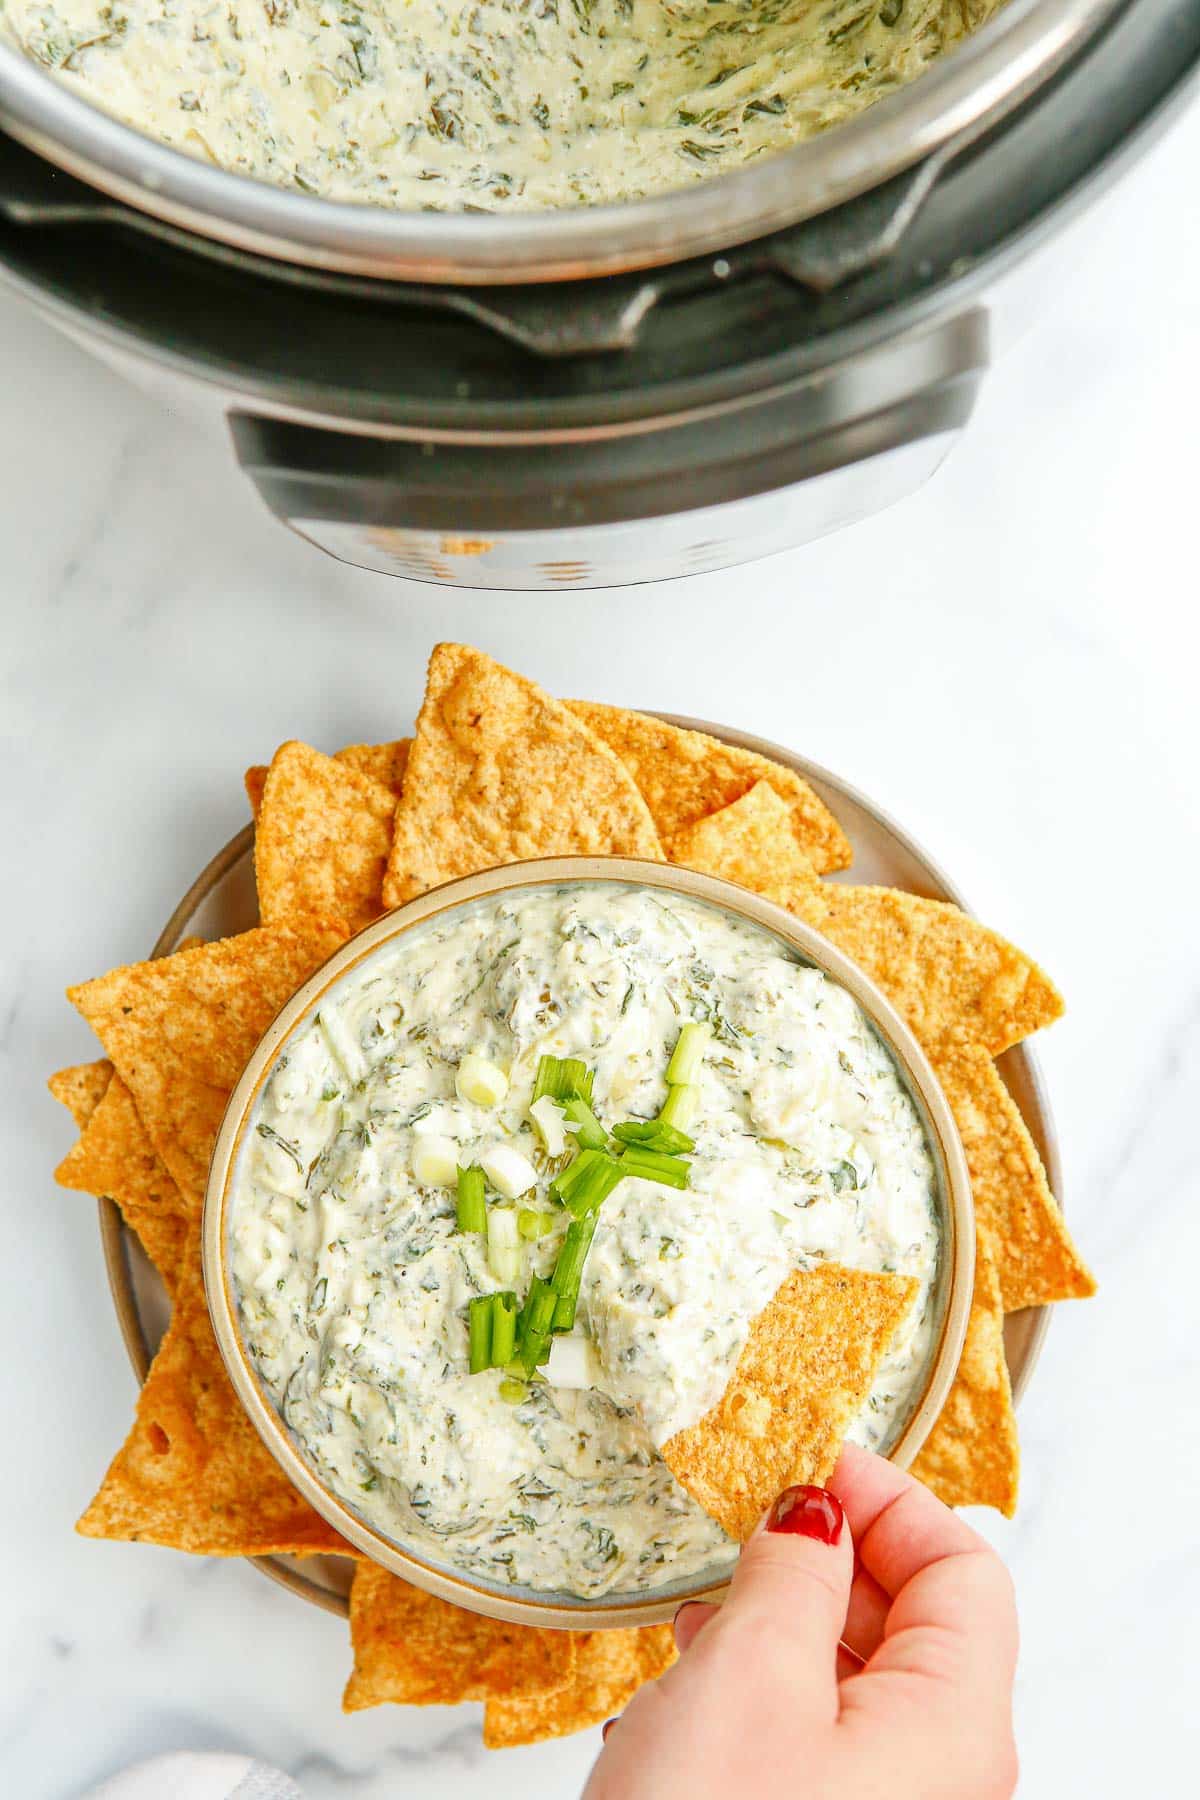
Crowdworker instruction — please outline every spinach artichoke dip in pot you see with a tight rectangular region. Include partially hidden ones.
[217,874,948,1608]
[1,0,1007,209]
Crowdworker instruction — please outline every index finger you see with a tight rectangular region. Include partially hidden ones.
[830,1443,994,1599]
[832,1445,1016,1709]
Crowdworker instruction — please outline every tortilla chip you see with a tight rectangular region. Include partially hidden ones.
[55,1075,192,1293]
[932,1040,1094,1311]
[48,1060,112,1130]
[77,1245,349,1555]
[666,781,827,912]
[244,763,268,819]
[255,741,396,935]
[67,922,345,1204]
[662,1264,917,1542]
[383,646,664,906]
[911,1239,1019,1516]
[343,1564,574,1711]
[246,742,412,823]
[567,701,851,876]
[483,1626,677,1748]
[659,780,1059,1056]
[335,739,411,794]
[797,885,1064,1057]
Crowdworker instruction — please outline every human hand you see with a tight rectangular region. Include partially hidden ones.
[585,1444,1018,1800]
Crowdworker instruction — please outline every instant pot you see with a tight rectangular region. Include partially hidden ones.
[1,0,1196,589]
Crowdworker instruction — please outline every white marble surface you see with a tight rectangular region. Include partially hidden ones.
[3,90,1200,1800]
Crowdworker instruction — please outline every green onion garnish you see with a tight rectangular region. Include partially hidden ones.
[517,1274,558,1375]
[518,1207,554,1240]
[550,1213,598,1298]
[612,1119,695,1156]
[456,1165,486,1234]
[486,1206,521,1284]
[548,1212,598,1331]
[550,1148,602,1205]
[551,1147,626,1217]
[491,1290,518,1366]
[534,1278,557,1325]
[552,1290,579,1333]
[561,1059,593,1103]
[618,1146,691,1189]
[498,1377,528,1404]
[659,1082,699,1131]
[530,1055,562,1104]
[531,1055,559,1104]
[563,1094,608,1152]
[666,1021,711,1086]
[468,1295,493,1374]
[532,1054,594,1105]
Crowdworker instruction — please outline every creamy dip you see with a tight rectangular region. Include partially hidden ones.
[229,883,939,1597]
[3,0,1004,210]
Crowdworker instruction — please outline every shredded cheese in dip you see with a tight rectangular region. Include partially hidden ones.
[229,883,940,1598]
[3,0,1005,210]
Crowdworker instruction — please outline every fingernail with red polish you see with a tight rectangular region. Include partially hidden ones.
[602,1717,618,1741]
[766,1485,844,1545]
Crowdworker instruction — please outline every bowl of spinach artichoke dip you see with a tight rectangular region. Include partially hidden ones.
[208,862,965,1623]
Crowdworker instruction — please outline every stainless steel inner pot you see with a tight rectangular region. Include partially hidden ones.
[0,0,1119,283]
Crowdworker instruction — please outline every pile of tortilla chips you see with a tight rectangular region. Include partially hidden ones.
[51,642,1094,1748]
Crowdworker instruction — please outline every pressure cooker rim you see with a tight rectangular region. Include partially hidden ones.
[0,0,1121,286]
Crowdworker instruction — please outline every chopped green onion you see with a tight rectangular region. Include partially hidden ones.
[518,1207,555,1240]
[491,1290,518,1366]
[411,1134,459,1188]
[531,1054,562,1103]
[552,1290,579,1333]
[666,1021,711,1086]
[545,1333,597,1383]
[659,1082,699,1131]
[486,1206,521,1284]
[498,1377,528,1405]
[532,1054,595,1105]
[560,1058,593,1104]
[528,1281,561,1353]
[517,1274,558,1374]
[529,1094,568,1156]
[612,1119,695,1156]
[550,1148,602,1205]
[548,1213,597,1334]
[456,1165,486,1234]
[563,1094,608,1152]
[455,1051,508,1108]
[550,1213,598,1299]
[618,1146,691,1190]
[551,1148,626,1217]
[480,1143,537,1200]
[526,1275,558,1330]
[468,1295,493,1374]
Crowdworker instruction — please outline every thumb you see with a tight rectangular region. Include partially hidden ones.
[721,1484,853,1725]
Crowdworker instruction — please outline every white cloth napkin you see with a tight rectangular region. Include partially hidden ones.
[84,1753,302,1799]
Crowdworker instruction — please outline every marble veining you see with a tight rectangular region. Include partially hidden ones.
[1,98,1198,1800]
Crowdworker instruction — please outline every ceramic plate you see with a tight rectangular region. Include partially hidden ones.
[97,718,1059,1619]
